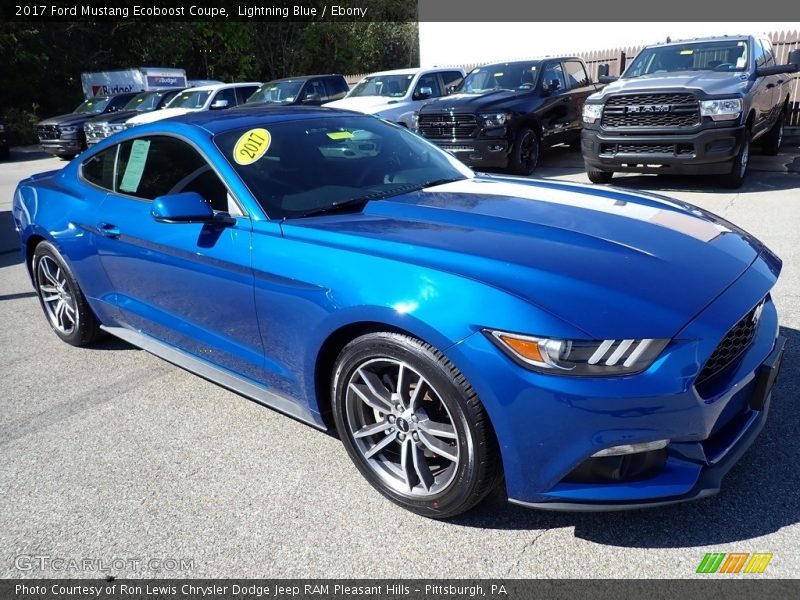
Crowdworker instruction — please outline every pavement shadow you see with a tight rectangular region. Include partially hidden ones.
[4,147,56,163]
[0,211,20,255]
[453,326,800,548]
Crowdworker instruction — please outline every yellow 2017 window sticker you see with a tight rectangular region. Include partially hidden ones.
[233,128,271,165]
[327,131,353,140]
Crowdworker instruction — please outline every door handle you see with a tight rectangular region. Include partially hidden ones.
[766,83,775,89]
[97,222,121,238]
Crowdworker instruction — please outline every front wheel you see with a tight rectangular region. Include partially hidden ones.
[332,332,501,518]
[586,168,614,184]
[760,111,785,156]
[720,130,751,189]
[508,127,540,176]
[32,241,101,346]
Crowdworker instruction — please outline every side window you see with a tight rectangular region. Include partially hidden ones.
[565,61,589,88]
[415,74,442,98]
[441,71,464,90]
[753,39,766,67]
[108,94,133,111]
[325,77,349,99]
[81,145,117,191]
[301,80,327,103]
[761,39,776,66]
[542,62,566,91]
[235,86,259,105]
[114,136,230,212]
[213,88,237,108]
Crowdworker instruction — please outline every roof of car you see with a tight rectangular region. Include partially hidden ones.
[181,81,262,92]
[165,106,359,134]
[648,35,752,48]
[361,67,462,77]
[265,74,345,84]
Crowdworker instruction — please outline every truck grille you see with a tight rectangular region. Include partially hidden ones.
[602,93,700,128]
[418,113,478,138]
[696,301,763,385]
[37,125,60,140]
[600,143,695,156]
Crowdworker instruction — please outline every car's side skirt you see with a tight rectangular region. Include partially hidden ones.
[101,325,325,430]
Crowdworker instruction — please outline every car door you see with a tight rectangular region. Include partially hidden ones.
[91,134,266,382]
[562,60,594,139]
[750,38,776,139]
[537,61,571,145]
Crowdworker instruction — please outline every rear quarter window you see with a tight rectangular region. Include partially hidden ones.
[81,146,117,191]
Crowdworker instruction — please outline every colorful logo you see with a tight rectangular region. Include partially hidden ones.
[697,552,773,574]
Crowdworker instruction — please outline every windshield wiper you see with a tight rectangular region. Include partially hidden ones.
[419,177,466,189]
[293,184,421,218]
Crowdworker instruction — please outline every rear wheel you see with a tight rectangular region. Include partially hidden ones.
[760,111,785,156]
[720,129,751,189]
[508,127,540,176]
[32,241,101,346]
[587,168,613,184]
[332,332,501,518]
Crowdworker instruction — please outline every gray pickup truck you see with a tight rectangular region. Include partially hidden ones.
[581,35,800,187]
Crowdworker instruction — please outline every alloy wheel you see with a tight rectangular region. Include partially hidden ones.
[37,255,78,335]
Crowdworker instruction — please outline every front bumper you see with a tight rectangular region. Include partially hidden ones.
[447,255,782,509]
[39,137,84,156]
[582,125,746,175]
[428,137,511,170]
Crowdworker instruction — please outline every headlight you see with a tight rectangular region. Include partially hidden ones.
[479,112,510,128]
[583,104,603,124]
[699,98,743,121]
[124,122,137,129]
[59,125,79,134]
[110,124,125,132]
[412,111,419,129]
[486,330,669,376]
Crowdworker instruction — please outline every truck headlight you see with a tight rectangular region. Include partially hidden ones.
[59,125,79,135]
[412,111,419,129]
[583,104,603,124]
[699,98,743,121]
[480,112,510,128]
[485,330,669,376]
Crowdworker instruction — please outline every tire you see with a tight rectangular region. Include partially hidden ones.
[720,129,751,189]
[760,111,785,156]
[508,126,540,176]
[32,241,102,346]
[332,332,501,519]
[587,168,614,184]
[57,154,77,161]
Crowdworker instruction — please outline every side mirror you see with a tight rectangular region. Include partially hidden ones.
[151,192,215,223]
[788,48,800,70]
[599,74,619,84]
[756,64,798,77]
[542,79,561,92]
[597,63,610,79]
[414,86,433,100]
[210,99,229,110]
[301,93,322,105]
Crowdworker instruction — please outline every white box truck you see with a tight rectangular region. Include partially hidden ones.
[80,67,188,99]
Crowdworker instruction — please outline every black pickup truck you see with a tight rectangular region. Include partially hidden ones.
[581,36,800,188]
[416,57,602,175]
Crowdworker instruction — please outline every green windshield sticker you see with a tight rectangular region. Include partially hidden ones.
[680,50,694,55]
[327,131,353,140]
[119,139,150,193]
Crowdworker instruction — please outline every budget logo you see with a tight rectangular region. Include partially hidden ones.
[696,552,773,574]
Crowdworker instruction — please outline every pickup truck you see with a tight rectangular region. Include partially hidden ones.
[415,57,602,175]
[581,35,800,188]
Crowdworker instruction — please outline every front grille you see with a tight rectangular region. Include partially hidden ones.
[418,113,478,138]
[601,93,700,128]
[37,125,60,140]
[600,143,695,156]
[697,301,763,385]
[85,123,111,140]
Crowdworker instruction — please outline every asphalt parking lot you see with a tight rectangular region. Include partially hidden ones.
[1,143,799,579]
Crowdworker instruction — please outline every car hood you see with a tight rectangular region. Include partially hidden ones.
[595,71,751,99]
[326,96,410,113]
[37,113,95,127]
[420,90,521,113]
[127,107,196,124]
[283,177,767,339]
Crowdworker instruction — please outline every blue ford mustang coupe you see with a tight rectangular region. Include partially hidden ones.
[12,107,785,518]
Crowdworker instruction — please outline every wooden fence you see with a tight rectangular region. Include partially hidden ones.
[348,29,800,126]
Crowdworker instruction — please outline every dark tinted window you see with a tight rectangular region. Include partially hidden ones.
[301,80,326,103]
[325,77,349,98]
[81,145,117,191]
[213,88,237,108]
[108,94,135,111]
[441,71,464,88]
[235,86,260,104]
[565,61,589,88]
[114,136,228,210]
[542,62,566,91]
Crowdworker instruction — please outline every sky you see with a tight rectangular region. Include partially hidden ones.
[419,22,800,67]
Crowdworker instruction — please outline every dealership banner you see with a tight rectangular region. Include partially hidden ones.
[3,580,800,600]
[4,0,800,22]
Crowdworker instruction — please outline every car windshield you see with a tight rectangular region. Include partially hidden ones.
[214,115,473,219]
[123,91,164,112]
[167,90,212,109]
[73,98,111,114]
[246,81,304,104]
[458,62,540,94]
[347,74,414,98]
[624,40,750,78]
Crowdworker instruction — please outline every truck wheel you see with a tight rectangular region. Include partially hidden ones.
[721,130,750,189]
[587,168,613,184]
[760,111,785,156]
[509,127,540,176]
